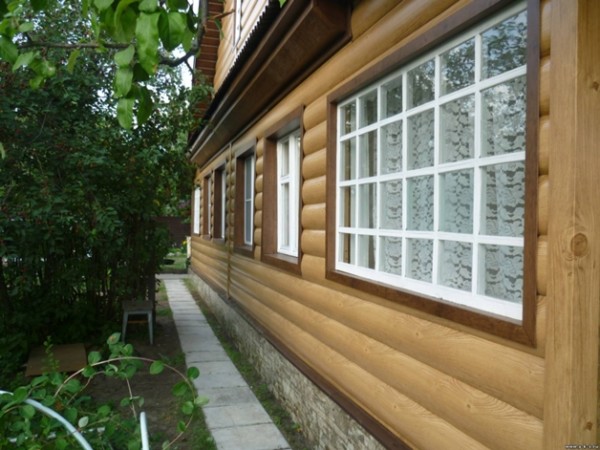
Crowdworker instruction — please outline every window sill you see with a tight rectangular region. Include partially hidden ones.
[262,252,301,275]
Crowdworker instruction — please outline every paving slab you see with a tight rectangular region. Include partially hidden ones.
[162,278,290,450]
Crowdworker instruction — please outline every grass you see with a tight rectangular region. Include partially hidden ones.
[183,279,310,450]
[160,248,188,273]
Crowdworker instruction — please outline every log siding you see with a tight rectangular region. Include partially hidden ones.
[189,0,600,447]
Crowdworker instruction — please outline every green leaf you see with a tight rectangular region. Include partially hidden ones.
[167,0,188,10]
[186,366,199,380]
[97,404,111,417]
[66,49,80,73]
[114,0,138,42]
[139,0,157,12]
[31,0,48,11]
[29,74,44,89]
[117,97,134,128]
[181,400,194,415]
[181,27,194,52]
[158,11,187,51]
[114,66,133,97]
[0,143,5,160]
[171,381,188,397]
[18,22,34,33]
[0,36,18,64]
[149,359,164,375]
[135,12,160,74]
[132,63,150,81]
[20,404,35,419]
[64,407,78,423]
[195,396,209,407]
[279,0,287,6]
[55,437,69,450]
[78,416,89,428]
[136,86,153,124]
[88,351,102,365]
[107,332,121,345]
[94,0,114,11]
[13,386,28,403]
[114,45,135,67]
[176,420,186,433]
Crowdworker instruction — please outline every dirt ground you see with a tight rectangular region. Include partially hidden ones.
[85,293,200,449]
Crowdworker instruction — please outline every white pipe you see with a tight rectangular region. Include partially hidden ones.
[0,390,93,450]
[140,411,150,450]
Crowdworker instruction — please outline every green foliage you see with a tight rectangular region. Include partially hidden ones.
[0,0,209,127]
[0,334,202,449]
[0,5,199,387]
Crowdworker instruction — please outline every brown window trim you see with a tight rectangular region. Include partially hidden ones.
[261,106,304,275]
[201,174,211,239]
[234,139,257,258]
[326,0,539,346]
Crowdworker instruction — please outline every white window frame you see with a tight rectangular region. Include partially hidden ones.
[193,187,201,235]
[277,130,301,257]
[335,2,527,321]
[218,168,226,239]
[244,154,255,246]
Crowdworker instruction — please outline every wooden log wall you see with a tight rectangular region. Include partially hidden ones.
[189,0,600,447]
[213,0,270,92]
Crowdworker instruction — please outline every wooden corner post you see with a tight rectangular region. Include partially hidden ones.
[545,0,600,446]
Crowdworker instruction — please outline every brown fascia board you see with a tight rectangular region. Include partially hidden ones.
[188,0,352,166]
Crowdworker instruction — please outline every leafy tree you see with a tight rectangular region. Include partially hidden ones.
[0,0,214,128]
[0,5,201,386]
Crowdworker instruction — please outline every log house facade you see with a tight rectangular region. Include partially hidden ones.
[188,0,600,448]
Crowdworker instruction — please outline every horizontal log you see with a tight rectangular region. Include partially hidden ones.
[254,210,262,229]
[537,235,548,297]
[539,115,549,175]
[540,56,550,116]
[302,148,327,181]
[255,174,263,194]
[301,202,326,230]
[232,256,545,418]
[301,229,326,258]
[302,175,326,204]
[255,154,264,176]
[301,254,326,282]
[231,274,543,449]
[538,175,549,236]
[351,0,409,39]
[303,96,327,130]
[541,0,551,57]
[303,121,327,156]
[229,283,491,449]
[255,192,263,212]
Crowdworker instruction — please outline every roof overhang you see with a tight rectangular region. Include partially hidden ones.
[188,0,351,166]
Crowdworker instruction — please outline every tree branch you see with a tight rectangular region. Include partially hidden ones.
[18,40,129,51]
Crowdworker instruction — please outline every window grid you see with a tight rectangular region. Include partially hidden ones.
[277,131,301,257]
[336,2,527,320]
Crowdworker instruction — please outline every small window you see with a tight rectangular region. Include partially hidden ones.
[277,130,301,257]
[214,167,227,240]
[327,0,537,342]
[193,186,201,235]
[235,147,256,255]
[262,109,304,273]
[202,175,211,238]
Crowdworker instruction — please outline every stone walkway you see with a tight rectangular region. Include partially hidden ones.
[160,275,291,450]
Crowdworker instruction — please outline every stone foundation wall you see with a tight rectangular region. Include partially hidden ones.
[187,272,386,450]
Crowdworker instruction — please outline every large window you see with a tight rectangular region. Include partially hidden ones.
[331,2,532,323]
